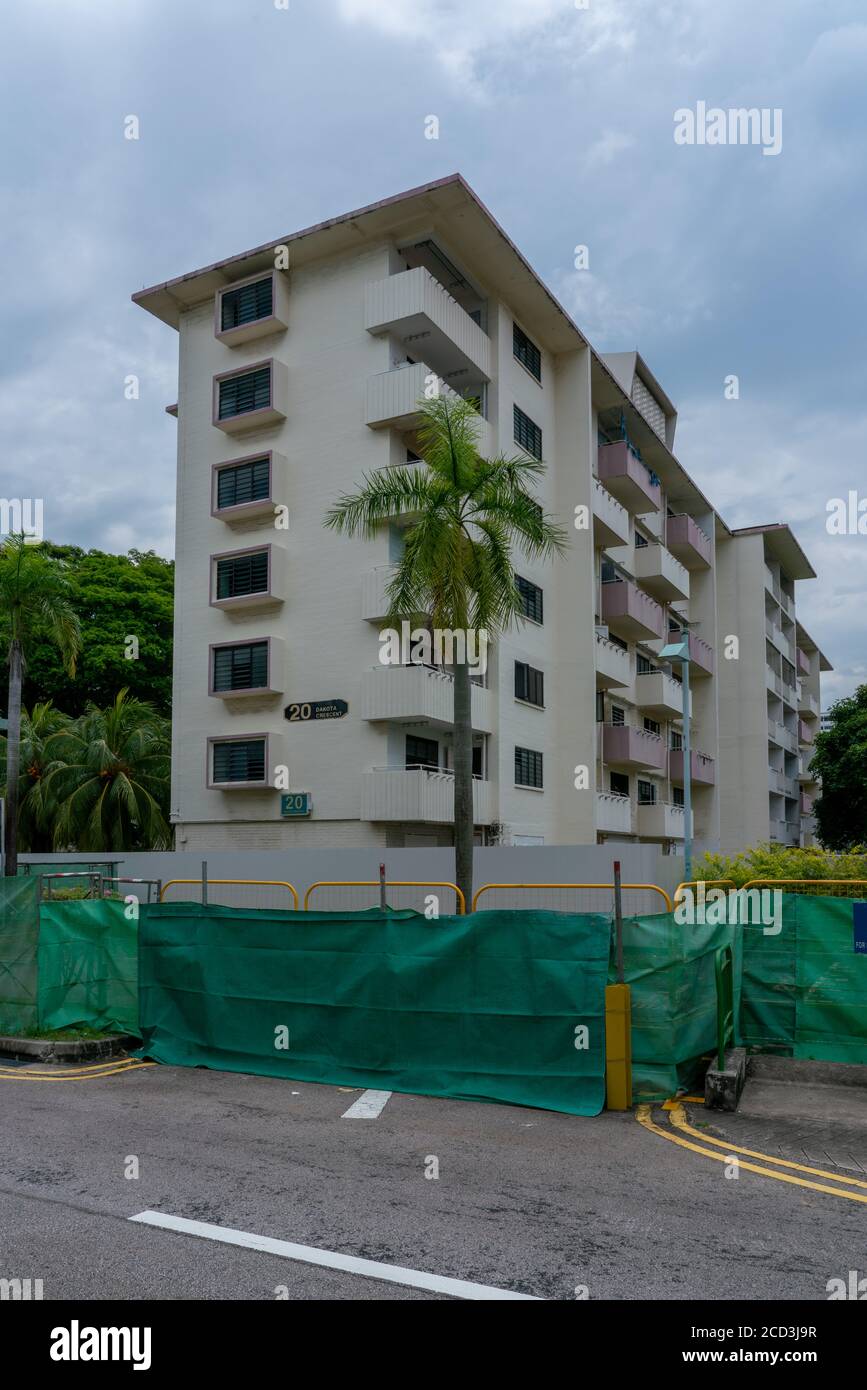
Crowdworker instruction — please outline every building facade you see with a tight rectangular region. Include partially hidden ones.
[134,175,830,852]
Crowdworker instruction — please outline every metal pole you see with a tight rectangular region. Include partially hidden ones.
[613,858,624,984]
[379,861,387,911]
[682,660,693,885]
[201,860,208,907]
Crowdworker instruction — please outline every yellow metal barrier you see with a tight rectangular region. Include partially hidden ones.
[160,879,300,910]
[471,882,672,914]
[304,880,466,915]
[673,879,737,907]
[740,878,867,898]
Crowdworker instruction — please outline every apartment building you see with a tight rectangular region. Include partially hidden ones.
[716,526,831,852]
[133,174,830,852]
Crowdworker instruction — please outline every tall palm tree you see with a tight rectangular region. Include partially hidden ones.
[45,690,171,851]
[0,702,71,852]
[0,537,80,874]
[325,392,566,906]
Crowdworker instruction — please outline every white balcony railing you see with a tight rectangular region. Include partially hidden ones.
[362,767,495,825]
[595,790,634,835]
[361,663,495,733]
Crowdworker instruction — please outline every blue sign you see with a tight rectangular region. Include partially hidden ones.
[281,792,312,818]
[854,903,867,955]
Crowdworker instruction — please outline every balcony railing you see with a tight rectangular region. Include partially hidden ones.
[636,801,686,841]
[592,478,630,549]
[603,722,667,771]
[666,513,712,569]
[595,790,634,835]
[688,631,714,677]
[597,441,661,514]
[595,630,631,689]
[633,541,690,601]
[635,668,690,719]
[796,646,811,676]
[798,718,815,745]
[361,766,495,825]
[361,663,495,733]
[365,267,491,380]
[601,575,665,641]
[669,748,715,786]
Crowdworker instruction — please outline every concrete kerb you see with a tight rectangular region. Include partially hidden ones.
[0,1034,139,1064]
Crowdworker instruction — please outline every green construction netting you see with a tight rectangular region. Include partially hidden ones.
[614,910,743,1102]
[37,900,138,1035]
[0,884,138,1037]
[135,904,610,1115]
[741,893,867,1063]
[0,877,40,1034]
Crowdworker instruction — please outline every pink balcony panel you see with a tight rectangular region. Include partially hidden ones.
[688,631,714,676]
[798,719,814,744]
[601,578,665,641]
[669,748,716,786]
[603,723,667,771]
[796,647,811,676]
[666,513,712,570]
[597,441,661,514]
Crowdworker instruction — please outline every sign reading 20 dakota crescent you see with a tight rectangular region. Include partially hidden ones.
[284,700,348,722]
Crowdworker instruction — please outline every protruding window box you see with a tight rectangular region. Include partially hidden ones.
[597,441,661,514]
[211,451,286,524]
[207,734,279,791]
[213,359,288,435]
[210,544,285,612]
[666,514,712,569]
[209,637,285,700]
[669,748,715,786]
[215,270,289,347]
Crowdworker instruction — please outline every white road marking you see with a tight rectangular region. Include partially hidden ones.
[129,1211,538,1300]
[341,1088,392,1119]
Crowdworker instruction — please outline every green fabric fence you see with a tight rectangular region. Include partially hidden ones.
[0,877,40,1034]
[741,892,867,1063]
[136,903,611,1116]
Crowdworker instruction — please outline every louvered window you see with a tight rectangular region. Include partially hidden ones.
[213,641,269,693]
[212,739,266,784]
[217,457,270,510]
[218,366,272,420]
[513,323,542,382]
[221,277,273,331]
[514,661,544,707]
[215,550,268,600]
[516,575,543,624]
[515,746,543,789]
[514,404,543,460]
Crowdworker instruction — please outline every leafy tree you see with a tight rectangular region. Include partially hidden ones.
[810,688,867,850]
[45,690,171,852]
[0,537,81,874]
[18,545,173,717]
[325,392,566,905]
[0,702,71,852]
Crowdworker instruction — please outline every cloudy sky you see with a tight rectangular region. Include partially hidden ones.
[1,0,864,698]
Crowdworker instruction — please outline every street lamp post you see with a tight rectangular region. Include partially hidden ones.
[659,638,692,885]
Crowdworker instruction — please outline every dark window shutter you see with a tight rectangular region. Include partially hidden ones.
[218,366,272,420]
[213,739,266,783]
[221,277,274,331]
[217,457,271,510]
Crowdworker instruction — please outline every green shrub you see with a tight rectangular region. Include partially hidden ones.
[693,843,867,888]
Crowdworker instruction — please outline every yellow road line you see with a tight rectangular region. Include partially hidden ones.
[669,1105,867,1190]
[636,1103,867,1206]
[0,1062,155,1082]
[0,1056,140,1075]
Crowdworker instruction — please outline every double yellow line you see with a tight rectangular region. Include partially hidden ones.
[638,1101,867,1205]
[0,1057,154,1082]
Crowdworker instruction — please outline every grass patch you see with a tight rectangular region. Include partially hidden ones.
[11,1025,122,1042]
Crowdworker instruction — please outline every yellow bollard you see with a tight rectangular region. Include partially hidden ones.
[605,983,632,1111]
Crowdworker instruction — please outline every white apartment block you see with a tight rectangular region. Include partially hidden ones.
[133,175,831,853]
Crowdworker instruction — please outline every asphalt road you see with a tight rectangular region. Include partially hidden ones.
[0,1060,864,1301]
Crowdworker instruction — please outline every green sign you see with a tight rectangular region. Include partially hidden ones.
[281,792,312,818]
[285,700,348,723]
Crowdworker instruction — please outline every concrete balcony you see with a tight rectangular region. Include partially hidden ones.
[595,790,634,835]
[796,646,811,676]
[798,718,814,745]
[766,664,783,696]
[365,363,492,455]
[603,723,666,771]
[636,801,686,841]
[597,441,661,515]
[688,631,714,677]
[361,566,397,623]
[601,577,665,641]
[633,542,690,601]
[365,268,491,381]
[670,748,715,786]
[595,631,630,689]
[635,669,689,719]
[770,818,800,847]
[361,664,495,734]
[361,767,495,825]
[798,751,816,782]
[666,514,712,570]
[800,791,814,816]
[798,687,819,718]
[592,479,630,549]
[768,768,798,799]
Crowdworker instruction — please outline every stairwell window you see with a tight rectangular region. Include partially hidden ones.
[514,404,543,460]
[221,276,273,332]
[514,661,544,708]
[513,323,542,383]
[210,737,267,786]
[516,575,543,624]
[515,746,543,789]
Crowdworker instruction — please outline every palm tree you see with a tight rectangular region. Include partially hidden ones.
[325,392,566,906]
[0,702,71,852]
[0,537,80,874]
[45,690,171,851]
